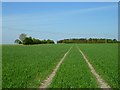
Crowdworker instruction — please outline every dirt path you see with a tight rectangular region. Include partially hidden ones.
[77,47,111,88]
[39,47,72,88]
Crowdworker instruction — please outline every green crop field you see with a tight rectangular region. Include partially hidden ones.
[78,44,118,88]
[49,46,99,88]
[0,45,2,89]
[2,44,71,88]
[2,44,118,88]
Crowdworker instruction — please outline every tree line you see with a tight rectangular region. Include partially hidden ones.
[15,33,119,45]
[14,33,54,45]
[57,38,119,44]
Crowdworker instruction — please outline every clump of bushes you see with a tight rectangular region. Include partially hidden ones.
[15,33,54,45]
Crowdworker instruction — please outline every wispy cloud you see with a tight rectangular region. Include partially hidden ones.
[2,3,118,44]
[59,5,117,15]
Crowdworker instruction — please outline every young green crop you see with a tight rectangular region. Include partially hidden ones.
[2,44,71,88]
[78,44,118,88]
[0,45,2,89]
[49,46,99,88]
[3,44,118,88]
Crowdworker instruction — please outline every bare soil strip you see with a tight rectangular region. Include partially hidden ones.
[77,47,111,88]
[39,47,72,88]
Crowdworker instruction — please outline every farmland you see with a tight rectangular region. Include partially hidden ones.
[0,45,2,89]
[49,46,99,88]
[2,44,118,88]
[2,44,71,88]
[78,44,118,88]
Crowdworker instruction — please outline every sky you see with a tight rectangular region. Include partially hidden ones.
[2,2,118,44]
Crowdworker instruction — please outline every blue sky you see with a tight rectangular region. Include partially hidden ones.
[2,2,118,44]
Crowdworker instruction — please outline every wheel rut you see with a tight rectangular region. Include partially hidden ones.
[39,47,72,88]
[77,47,111,89]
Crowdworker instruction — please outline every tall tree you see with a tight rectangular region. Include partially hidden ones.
[14,39,22,44]
[23,37,33,45]
[19,33,27,43]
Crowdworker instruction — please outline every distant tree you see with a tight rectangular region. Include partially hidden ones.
[19,33,27,43]
[41,40,47,44]
[107,39,113,43]
[47,39,55,44]
[15,33,56,45]
[47,39,51,44]
[14,39,22,44]
[33,38,41,44]
[57,38,118,44]
[23,37,33,45]
[113,39,117,43]
[88,38,92,43]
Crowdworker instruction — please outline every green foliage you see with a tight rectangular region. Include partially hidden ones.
[33,38,41,44]
[57,38,118,44]
[15,33,55,45]
[2,44,71,88]
[19,33,27,43]
[46,39,54,44]
[49,46,98,88]
[78,44,118,88]
[23,37,33,45]
[14,39,22,44]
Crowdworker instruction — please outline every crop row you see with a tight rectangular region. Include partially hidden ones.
[0,45,1,89]
[78,44,118,88]
[2,44,71,88]
[49,46,99,88]
[2,44,118,88]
